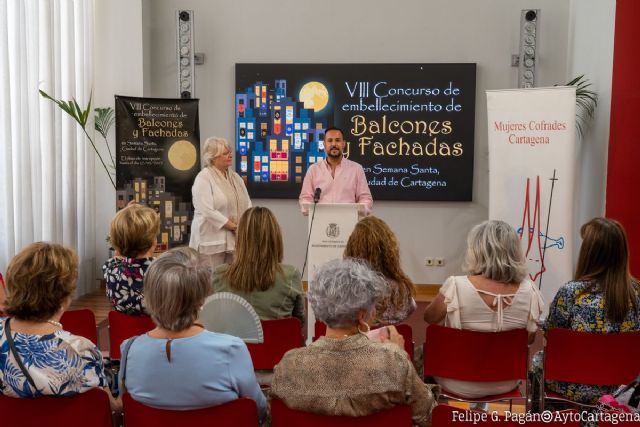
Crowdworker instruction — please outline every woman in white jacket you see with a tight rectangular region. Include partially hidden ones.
[190,137,251,268]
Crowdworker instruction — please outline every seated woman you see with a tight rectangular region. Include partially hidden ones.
[532,217,640,405]
[271,258,439,427]
[0,242,115,406]
[0,273,6,316]
[344,216,416,325]
[120,247,266,420]
[423,220,544,398]
[211,206,304,324]
[102,204,160,315]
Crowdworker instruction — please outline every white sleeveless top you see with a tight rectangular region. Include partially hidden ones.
[434,275,544,398]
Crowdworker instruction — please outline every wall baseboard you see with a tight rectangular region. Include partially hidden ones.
[303,282,439,302]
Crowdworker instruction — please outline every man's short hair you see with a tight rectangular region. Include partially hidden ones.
[324,126,345,139]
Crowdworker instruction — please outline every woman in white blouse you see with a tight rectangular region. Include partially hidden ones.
[423,219,544,398]
[189,137,251,268]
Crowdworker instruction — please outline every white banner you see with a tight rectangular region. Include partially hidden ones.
[487,87,576,312]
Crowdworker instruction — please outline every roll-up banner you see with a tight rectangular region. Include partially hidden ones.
[115,96,200,250]
[487,87,576,310]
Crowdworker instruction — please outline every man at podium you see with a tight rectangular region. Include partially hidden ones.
[299,127,373,215]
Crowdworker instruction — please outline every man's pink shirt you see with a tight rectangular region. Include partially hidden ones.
[298,158,373,214]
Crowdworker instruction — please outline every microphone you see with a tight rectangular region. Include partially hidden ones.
[302,188,322,279]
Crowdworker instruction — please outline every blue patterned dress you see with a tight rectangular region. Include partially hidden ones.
[0,318,107,397]
[532,280,640,404]
[102,257,154,315]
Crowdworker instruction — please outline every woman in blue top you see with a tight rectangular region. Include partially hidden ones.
[120,246,267,421]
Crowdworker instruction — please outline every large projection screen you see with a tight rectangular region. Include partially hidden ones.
[235,63,476,201]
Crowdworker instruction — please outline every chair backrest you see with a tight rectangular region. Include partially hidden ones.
[432,405,579,426]
[270,398,413,427]
[395,324,414,360]
[423,324,528,381]
[314,319,326,340]
[108,311,155,359]
[122,393,259,427]
[60,309,98,345]
[0,388,112,427]
[545,328,640,385]
[246,317,303,370]
[314,320,414,360]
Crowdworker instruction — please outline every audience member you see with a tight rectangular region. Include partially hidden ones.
[271,258,439,427]
[0,242,116,408]
[190,137,251,269]
[119,247,266,420]
[344,216,416,325]
[211,206,304,324]
[531,217,640,405]
[423,220,543,398]
[102,204,160,315]
[0,273,6,316]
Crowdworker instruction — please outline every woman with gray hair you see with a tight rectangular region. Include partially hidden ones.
[119,247,266,420]
[423,219,544,398]
[189,136,251,268]
[271,258,439,427]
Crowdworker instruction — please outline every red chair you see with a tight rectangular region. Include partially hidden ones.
[61,308,98,345]
[423,325,529,406]
[271,398,412,426]
[0,388,112,427]
[432,404,579,426]
[541,328,640,409]
[314,320,414,360]
[108,310,155,359]
[246,317,303,370]
[123,393,259,427]
[314,319,326,340]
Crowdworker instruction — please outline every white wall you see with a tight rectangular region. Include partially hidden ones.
[89,0,620,290]
[136,0,576,285]
[567,0,615,244]
[94,0,144,278]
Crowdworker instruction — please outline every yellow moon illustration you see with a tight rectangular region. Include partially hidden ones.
[167,139,197,171]
[299,81,329,112]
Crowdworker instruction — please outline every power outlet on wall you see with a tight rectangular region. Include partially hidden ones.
[425,257,434,267]
[435,257,445,267]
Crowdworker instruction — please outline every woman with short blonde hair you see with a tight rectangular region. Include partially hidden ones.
[0,242,112,406]
[120,247,266,419]
[189,136,251,268]
[103,204,160,315]
[212,207,304,323]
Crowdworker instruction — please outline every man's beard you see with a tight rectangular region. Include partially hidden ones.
[327,149,342,159]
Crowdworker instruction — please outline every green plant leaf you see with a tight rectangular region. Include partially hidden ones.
[561,75,598,139]
[95,107,115,139]
[71,98,87,128]
[39,87,117,189]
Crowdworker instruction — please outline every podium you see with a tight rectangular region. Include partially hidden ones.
[303,203,366,342]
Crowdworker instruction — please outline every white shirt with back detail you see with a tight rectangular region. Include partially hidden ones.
[433,275,544,398]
